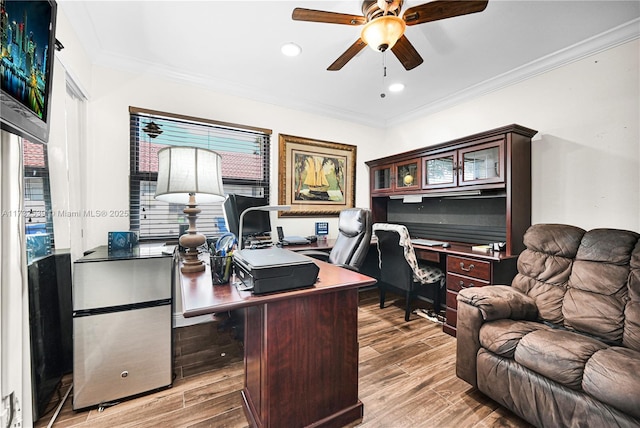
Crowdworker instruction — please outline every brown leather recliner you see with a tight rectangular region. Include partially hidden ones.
[456,223,640,427]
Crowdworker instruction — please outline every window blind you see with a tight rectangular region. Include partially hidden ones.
[23,139,55,246]
[129,107,271,241]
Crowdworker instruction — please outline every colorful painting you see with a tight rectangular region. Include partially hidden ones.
[279,135,356,217]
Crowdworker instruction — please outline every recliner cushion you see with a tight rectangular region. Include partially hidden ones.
[583,346,640,419]
[514,329,607,390]
[479,319,550,359]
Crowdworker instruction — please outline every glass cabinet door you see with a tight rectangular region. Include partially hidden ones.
[422,151,457,189]
[459,140,504,186]
[371,164,393,193]
[395,159,421,191]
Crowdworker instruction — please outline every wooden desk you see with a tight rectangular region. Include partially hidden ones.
[180,255,377,428]
[281,238,335,251]
[410,242,518,337]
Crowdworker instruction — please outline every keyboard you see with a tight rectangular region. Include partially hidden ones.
[410,239,448,247]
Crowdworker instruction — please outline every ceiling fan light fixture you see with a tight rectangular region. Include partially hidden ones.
[389,82,405,92]
[361,15,406,52]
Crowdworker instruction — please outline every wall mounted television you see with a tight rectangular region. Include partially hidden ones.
[0,0,57,144]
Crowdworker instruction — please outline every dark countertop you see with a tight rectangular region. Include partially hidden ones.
[76,243,174,262]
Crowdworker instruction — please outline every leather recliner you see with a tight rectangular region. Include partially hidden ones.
[456,223,640,427]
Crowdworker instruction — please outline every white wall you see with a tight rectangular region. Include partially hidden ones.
[383,39,640,232]
[81,65,382,251]
[52,12,639,254]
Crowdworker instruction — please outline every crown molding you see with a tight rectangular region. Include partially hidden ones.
[388,18,640,127]
[69,6,638,130]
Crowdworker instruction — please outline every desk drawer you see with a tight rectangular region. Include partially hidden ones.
[445,307,457,327]
[414,249,440,263]
[447,255,491,281]
[447,272,490,292]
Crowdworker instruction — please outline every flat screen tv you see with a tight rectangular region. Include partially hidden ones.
[1,0,57,144]
[223,194,271,239]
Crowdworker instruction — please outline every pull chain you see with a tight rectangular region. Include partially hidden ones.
[380,52,387,98]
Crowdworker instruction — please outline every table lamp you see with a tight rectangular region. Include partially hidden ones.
[238,205,291,250]
[155,146,225,273]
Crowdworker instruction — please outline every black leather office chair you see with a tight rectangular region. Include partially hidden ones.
[372,223,445,321]
[302,208,372,271]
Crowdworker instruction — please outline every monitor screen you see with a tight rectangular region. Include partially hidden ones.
[223,194,271,239]
[0,0,57,144]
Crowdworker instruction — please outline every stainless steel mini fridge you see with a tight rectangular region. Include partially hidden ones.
[72,246,173,410]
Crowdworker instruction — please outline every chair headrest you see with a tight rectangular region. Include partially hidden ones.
[339,208,369,238]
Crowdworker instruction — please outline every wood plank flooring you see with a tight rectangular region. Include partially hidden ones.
[36,289,533,428]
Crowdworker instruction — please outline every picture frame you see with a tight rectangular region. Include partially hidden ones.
[278,134,356,217]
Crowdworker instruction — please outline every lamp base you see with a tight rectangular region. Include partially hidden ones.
[179,196,207,274]
[179,231,206,274]
[180,256,206,274]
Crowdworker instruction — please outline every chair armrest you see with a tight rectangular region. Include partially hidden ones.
[298,249,330,262]
[457,285,538,322]
[455,285,538,387]
[334,263,359,272]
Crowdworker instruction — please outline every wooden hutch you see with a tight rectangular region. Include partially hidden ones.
[365,124,537,336]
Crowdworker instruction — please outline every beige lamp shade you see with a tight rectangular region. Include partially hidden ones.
[154,146,225,203]
[361,15,406,52]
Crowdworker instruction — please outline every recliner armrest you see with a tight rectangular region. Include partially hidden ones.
[457,285,538,322]
[456,285,538,387]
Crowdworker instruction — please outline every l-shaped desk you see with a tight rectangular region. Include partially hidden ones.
[179,250,376,428]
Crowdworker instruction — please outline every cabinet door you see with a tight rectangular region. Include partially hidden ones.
[422,150,457,189]
[394,159,421,191]
[459,140,505,186]
[371,164,393,193]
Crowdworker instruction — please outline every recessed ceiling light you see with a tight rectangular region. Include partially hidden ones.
[281,42,302,57]
[389,83,405,93]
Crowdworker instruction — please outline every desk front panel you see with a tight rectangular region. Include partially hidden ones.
[243,288,362,428]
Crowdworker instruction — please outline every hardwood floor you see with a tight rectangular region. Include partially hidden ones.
[36,289,532,428]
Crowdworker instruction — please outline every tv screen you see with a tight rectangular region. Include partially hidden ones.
[223,194,271,239]
[1,0,57,144]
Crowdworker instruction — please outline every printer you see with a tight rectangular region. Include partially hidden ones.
[233,247,319,294]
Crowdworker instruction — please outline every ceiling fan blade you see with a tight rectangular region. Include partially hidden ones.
[292,8,366,26]
[327,39,367,71]
[391,35,424,70]
[403,1,489,26]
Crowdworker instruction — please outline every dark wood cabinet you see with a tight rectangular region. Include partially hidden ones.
[371,157,422,194]
[443,253,516,336]
[366,124,536,336]
[366,124,536,256]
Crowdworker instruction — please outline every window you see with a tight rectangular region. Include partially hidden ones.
[129,107,272,240]
[23,139,54,238]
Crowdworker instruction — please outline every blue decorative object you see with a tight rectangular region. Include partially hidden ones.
[108,231,139,253]
[315,222,329,236]
[26,233,51,263]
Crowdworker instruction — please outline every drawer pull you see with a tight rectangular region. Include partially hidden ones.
[459,280,474,288]
[460,262,475,272]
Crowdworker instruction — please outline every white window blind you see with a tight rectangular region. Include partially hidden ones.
[129,107,271,240]
[23,139,54,241]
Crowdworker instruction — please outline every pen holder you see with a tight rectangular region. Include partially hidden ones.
[210,254,233,285]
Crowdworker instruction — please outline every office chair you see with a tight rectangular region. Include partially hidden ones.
[301,208,372,271]
[372,223,445,322]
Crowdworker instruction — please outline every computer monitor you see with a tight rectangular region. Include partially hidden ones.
[222,194,271,239]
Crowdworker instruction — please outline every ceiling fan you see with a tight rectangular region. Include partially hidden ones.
[292,0,489,71]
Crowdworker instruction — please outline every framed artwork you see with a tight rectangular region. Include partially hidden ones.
[278,134,356,217]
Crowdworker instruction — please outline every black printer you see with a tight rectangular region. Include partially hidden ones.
[233,247,319,294]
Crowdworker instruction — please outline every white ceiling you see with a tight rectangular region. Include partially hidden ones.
[59,1,640,128]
